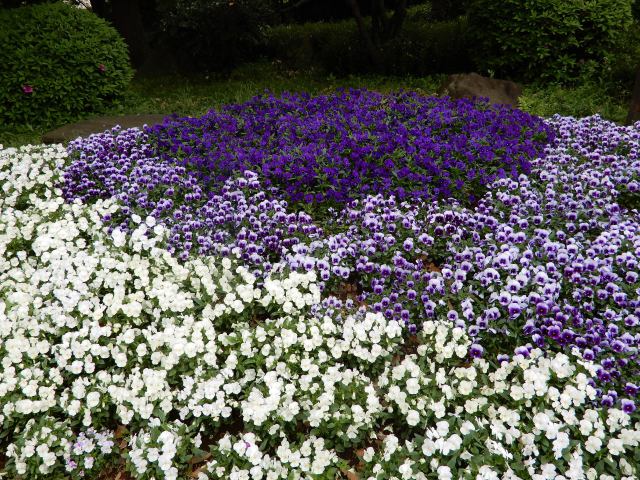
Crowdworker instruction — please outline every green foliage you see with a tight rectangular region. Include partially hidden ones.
[616,172,640,211]
[405,2,433,21]
[518,81,628,122]
[265,23,319,71]
[265,16,472,75]
[633,0,640,20]
[617,187,640,211]
[0,3,133,128]
[0,128,42,149]
[427,0,467,21]
[156,0,273,73]
[593,22,640,95]
[466,0,634,83]
[382,17,471,75]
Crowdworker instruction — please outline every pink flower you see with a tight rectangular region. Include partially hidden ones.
[22,84,33,94]
[98,64,106,73]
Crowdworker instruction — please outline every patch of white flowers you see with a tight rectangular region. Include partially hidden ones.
[1,144,640,479]
[366,321,640,479]
[199,433,340,479]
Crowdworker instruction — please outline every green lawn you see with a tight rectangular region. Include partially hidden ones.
[0,61,630,148]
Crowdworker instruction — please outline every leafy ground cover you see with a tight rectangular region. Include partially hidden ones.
[1,90,640,479]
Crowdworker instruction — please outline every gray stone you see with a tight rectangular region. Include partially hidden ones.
[438,73,522,107]
[42,114,168,144]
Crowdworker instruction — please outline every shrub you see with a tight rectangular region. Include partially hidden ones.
[598,22,640,95]
[263,23,312,70]
[264,20,364,73]
[0,3,133,127]
[379,17,472,75]
[264,16,472,75]
[405,2,432,22]
[156,0,272,73]
[427,0,467,21]
[466,0,634,83]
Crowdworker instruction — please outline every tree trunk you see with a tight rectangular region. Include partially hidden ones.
[110,0,147,68]
[627,65,640,125]
[345,0,384,71]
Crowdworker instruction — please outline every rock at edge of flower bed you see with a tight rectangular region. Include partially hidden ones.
[438,72,523,107]
[41,114,168,144]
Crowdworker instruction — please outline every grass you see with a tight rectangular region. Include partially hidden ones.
[519,81,629,123]
[0,61,631,148]
[118,62,446,116]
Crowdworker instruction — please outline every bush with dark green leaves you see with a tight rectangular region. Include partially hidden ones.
[598,22,640,95]
[267,20,368,74]
[466,0,633,83]
[0,3,133,127]
[380,17,471,75]
[157,0,272,73]
[428,0,467,21]
[265,15,472,75]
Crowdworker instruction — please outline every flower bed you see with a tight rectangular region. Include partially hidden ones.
[1,91,640,479]
[145,90,553,205]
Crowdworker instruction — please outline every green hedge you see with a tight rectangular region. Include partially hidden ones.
[264,16,472,76]
[156,0,270,73]
[466,0,633,83]
[0,3,133,127]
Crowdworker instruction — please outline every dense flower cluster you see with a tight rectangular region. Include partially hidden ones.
[2,143,639,480]
[418,115,640,409]
[144,90,553,204]
[62,111,640,410]
[62,128,321,270]
[3,98,640,479]
[271,114,640,410]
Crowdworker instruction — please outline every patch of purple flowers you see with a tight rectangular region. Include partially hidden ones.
[145,89,554,205]
[63,127,323,276]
